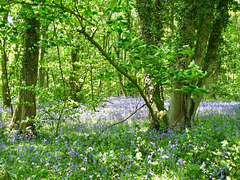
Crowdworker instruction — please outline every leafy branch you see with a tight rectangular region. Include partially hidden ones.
[77,29,157,124]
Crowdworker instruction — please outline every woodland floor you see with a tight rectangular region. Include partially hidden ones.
[0,96,240,179]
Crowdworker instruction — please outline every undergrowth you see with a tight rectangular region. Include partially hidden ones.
[0,99,239,180]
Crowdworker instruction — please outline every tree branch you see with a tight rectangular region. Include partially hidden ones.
[77,29,157,125]
[99,104,146,134]
[91,8,110,38]
[3,0,95,26]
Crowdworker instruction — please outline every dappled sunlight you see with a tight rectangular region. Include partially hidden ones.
[0,0,239,178]
[0,97,240,179]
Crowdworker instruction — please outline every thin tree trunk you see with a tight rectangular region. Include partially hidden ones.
[44,67,49,88]
[146,81,167,131]
[1,12,12,109]
[69,47,80,100]
[97,79,101,97]
[38,33,47,88]
[118,73,128,97]
[51,69,56,87]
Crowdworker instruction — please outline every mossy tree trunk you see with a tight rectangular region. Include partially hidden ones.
[167,0,198,129]
[136,0,168,131]
[167,0,230,130]
[10,7,40,131]
[118,73,128,97]
[1,12,12,108]
[189,0,230,123]
[136,0,231,131]
[69,47,80,100]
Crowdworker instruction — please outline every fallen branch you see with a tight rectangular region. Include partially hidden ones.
[99,104,146,134]
[101,100,114,104]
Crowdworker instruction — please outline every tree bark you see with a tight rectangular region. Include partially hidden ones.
[44,67,49,88]
[167,0,230,129]
[38,33,47,88]
[1,12,12,108]
[69,47,80,100]
[136,0,167,131]
[10,7,40,130]
[118,73,128,97]
[167,0,197,129]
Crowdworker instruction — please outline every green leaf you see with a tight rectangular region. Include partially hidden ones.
[25,25,32,29]
[54,0,61,4]
[116,16,124,21]
[189,60,195,68]
[109,0,118,9]
[107,20,113,25]
[0,8,8,13]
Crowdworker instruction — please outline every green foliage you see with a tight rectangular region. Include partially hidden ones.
[0,101,239,179]
[0,5,239,180]
[207,9,240,100]
[1,0,238,110]
[172,60,209,96]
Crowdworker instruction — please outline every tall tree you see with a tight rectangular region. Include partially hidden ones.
[69,46,80,100]
[74,0,233,131]
[38,30,47,88]
[136,0,167,130]
[167,0,231,129]
[2,0,234,133]
[1,10,12,108]
[10,5,40,130]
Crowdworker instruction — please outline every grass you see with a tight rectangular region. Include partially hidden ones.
[0,96,239,179]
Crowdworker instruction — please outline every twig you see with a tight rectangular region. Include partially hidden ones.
[3,0,95,26]
[91,8,110,38]
[135,96,142,110]
[101,100,114,104]
[99,104,146,134]
[53,22,68,137]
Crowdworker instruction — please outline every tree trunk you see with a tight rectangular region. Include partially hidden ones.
[118,73,128,97]
[97,79,101,97]
[90,64,95,110]
[69,47,80,100]
[10,7,40,131]
[167,0,230,129]
[136,0,167,131]
[1,12,12,108]
[38,67,45,88]
[44,67,49,88]
[167,0,197,129]
[38,33,47,88]
[146,81,167,131]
